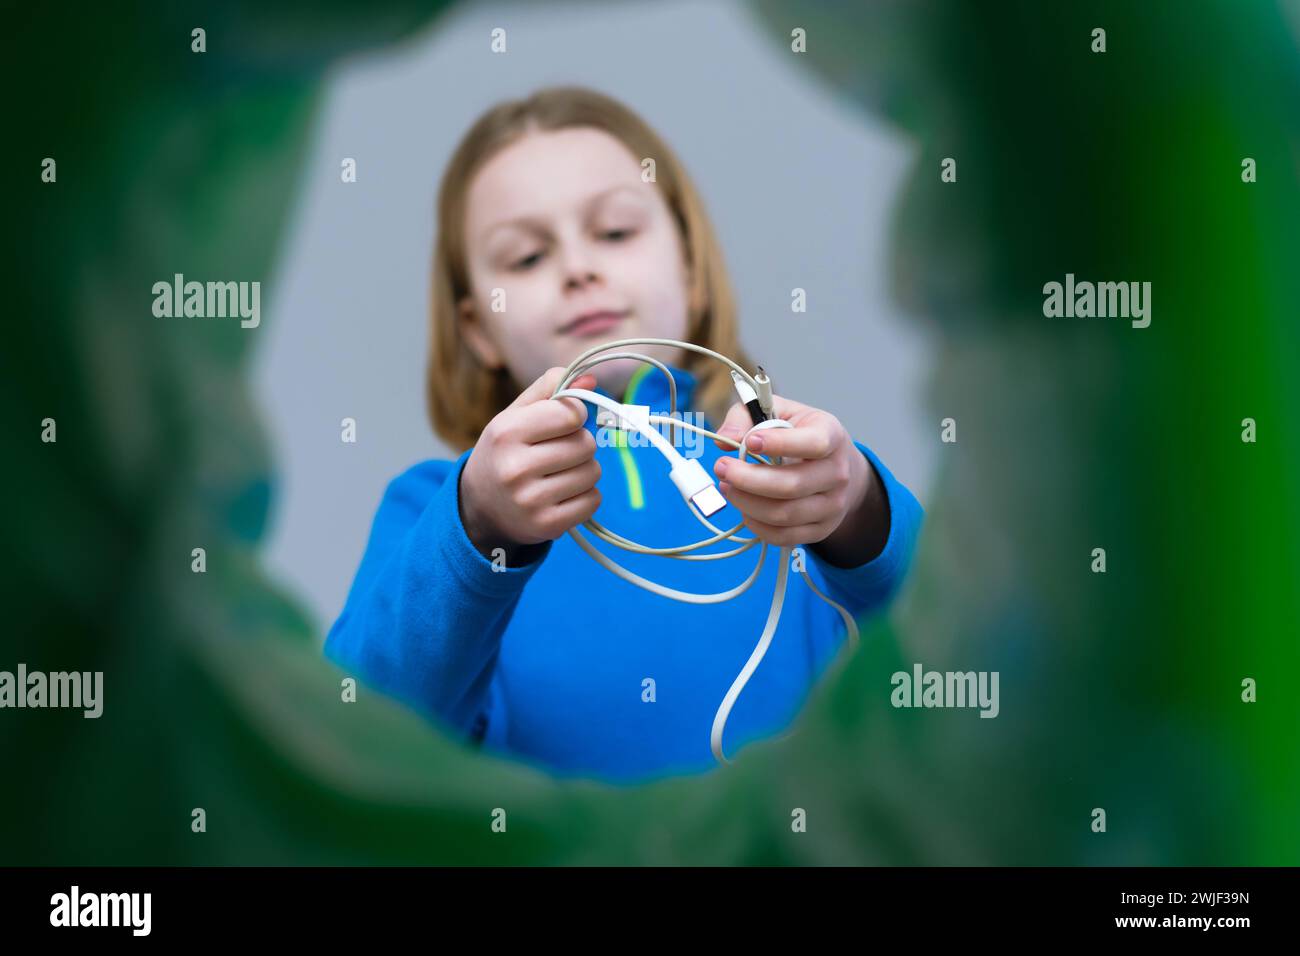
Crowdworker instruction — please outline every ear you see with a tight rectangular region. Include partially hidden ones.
[458,295,504,370]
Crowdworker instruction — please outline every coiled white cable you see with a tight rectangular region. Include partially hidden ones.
[550,338,860,764]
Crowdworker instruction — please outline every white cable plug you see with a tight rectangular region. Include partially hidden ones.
[669,458,727,517]
[611,403,652,432]
[754,366,775,419]
[590,395,725,516]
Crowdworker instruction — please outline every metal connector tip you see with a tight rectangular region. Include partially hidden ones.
[691,484,728,518]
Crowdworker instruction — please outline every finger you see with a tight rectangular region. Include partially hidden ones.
[541,486,602,536]
[548,372,599,431]
[762,393,812,422]
[738,514,829,548]
[548,372,600,433]
[743,417,838,460]
[714,455,838,499]
[713,401,756,450]
[717,481,833,528]
[552,371,598,401]
[509,366,566,409]
[530,428,598,476]
[510,368,595,410]
[532,457,602,505]
[514,375,598,442]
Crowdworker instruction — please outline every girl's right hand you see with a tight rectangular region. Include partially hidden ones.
[459,367,603,561]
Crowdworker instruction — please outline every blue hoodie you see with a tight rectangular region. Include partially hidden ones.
[324,363,924,784]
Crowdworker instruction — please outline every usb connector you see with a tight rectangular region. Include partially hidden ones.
[669,458,727,518]
[730,369,767,428]
[754,366,774,419]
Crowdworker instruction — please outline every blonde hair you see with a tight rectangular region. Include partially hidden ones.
[428,85,755,452]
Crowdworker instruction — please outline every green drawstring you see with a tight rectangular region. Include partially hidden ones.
[613,364,653,510]
[614,440,644,510]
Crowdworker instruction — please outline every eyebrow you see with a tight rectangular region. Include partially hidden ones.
[478,184,645,246]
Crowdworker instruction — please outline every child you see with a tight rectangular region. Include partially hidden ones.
[325,86,924,784]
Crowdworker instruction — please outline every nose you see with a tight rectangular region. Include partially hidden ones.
[565,270,599,290]
[560,238,602,290]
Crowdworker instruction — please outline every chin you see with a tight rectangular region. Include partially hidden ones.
[593,359,636,396]
[561,336,682,394]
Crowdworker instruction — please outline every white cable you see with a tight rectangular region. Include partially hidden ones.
[711,543,790,763]
[550,339,861,764]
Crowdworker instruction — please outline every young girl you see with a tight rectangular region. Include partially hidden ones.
[325,86,924,784]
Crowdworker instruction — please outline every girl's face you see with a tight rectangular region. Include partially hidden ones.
[458,126,694,398]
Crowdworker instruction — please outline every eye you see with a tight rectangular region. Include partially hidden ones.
[602,228,635,241]
[510,251,543,271]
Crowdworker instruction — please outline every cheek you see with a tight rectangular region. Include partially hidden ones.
[479,275,551,338]
[627,239,691,334]
[491,312,550,359]
[644,282,690,338]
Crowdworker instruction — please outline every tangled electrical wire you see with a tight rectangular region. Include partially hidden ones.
[551,338,860,764]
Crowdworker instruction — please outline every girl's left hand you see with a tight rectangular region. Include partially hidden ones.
[711,394,888,563]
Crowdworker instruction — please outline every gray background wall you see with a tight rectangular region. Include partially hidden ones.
[252,0,937,632]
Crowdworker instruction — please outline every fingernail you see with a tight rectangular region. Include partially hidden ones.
[715,458,730,476]
[747,434,764,452]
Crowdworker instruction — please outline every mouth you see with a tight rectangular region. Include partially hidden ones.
[559,309,629,337]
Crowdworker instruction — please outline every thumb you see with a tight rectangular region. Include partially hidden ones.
[510,367,596,410]
[713,401,755,450]
[553,372,599,422]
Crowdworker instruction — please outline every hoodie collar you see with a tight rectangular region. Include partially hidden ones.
[589,361,698,411]
[580,362,700,436]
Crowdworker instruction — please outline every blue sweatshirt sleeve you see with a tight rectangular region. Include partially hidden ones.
[323,448,552,738]
[804,440,925,620]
